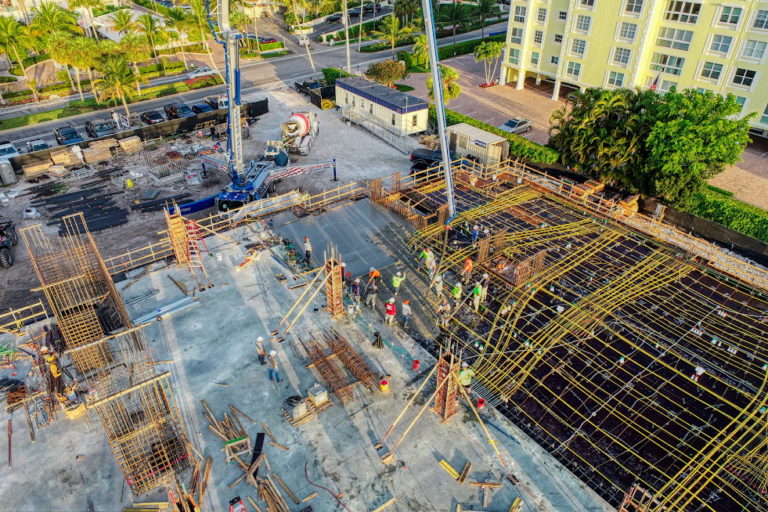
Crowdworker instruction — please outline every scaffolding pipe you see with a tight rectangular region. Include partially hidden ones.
[420,0,456,222]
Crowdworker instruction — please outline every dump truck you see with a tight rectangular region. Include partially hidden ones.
[281,112,319,155]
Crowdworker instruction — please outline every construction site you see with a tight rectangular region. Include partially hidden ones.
[2,0,768,510]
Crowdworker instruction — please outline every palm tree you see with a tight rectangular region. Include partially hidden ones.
[137,13,166,75]
[29,1,80,37]
[68,0,104,39]
[0,17,39,100]
[117,34,151,93]
[371,15,411,56]
[473,40,503,85]
[439,2,469,45]
[94,56,136,114]
[411,33,428,69]
[186,0,219,73]
[39,31,79,92]
[475,0,496,38]
[426,64,461,104]
[66,37,92,100]
[111,9,137,35]
[306,0,333,19]
[393,0,418,26]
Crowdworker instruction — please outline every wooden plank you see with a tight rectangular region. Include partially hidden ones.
[301,492,318,502]
[246,496,262,512]
[457,461,471,484]
[272,473,299,504]
[371,497,396,512]
[469,481,502,488]
[230,404,255,424]
[509,497,522,512]
[439,460,458,479]
[260,421,277,443]
[269,441,289,451]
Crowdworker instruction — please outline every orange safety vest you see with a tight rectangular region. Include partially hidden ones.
[463,259,473,272]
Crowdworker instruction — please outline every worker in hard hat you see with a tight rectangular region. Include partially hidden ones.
[458,362,475,393]
[267,350,281,383]
[255,336,266,365]
[40,346,65,396]
[391,271,406,296]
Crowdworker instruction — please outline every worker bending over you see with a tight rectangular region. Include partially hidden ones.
[458,362,475,394]
[41,346,65,396]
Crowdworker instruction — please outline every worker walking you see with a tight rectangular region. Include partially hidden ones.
[267,350,281,383]
[431,273,444,295]
[450,282,463,306]
[368,267,381,285]
[472,282,483,312]
[401,300,412,328]
[480,273,490,303]
[461,257,474,284]
[255,336,267,365]
[471,224,480,243]
[303,236,312,263]
[41,346,64,396]
[436,298,451,328]
[366,280,379,308]
[391,271,406,296]
[352,278,362,312]
[458,362,475,393]
[385,298,397,325]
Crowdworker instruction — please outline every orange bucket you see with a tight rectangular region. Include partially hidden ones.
[380,379,389,393]
[476,398,486,410]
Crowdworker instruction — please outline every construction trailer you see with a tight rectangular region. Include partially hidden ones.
[335,76,429,136]
[447,123,509,167]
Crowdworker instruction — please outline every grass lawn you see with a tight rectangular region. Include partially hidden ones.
[0,102,101,131]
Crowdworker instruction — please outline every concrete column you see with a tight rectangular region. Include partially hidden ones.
[535,74,542,86]
[551,79,561,101]
[516,68,526,90]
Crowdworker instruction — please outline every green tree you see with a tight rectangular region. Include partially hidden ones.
[365,59,406,86]
[439,2,469,45]
[110,9,136,34]
[117,34,151,93]
[38,31,79,91]
[473,40,503,85]
[549,88,752,206]
[68,0,103,38]
[29,1,80,37]
[93,55,136,114]
[371,15,411,56]
[475,0,496,38]
[0,16,39,100]
[411,33,428,68]
[137,13,167,75]
[186,0,220,73]
[393,0,418,25]
[66,37,93,100]
[426,64,461,104]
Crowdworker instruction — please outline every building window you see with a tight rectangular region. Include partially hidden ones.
[530,51,540,65]
[733,96,746,111]
[733,68,756,87]
[370,103,373,113]
[534,30,543,45]
[660,79,677,92]
[514,6,526,23]
[412,115,417,127]
[551,55,559,64]
[566,61,582,78]
[558,11,567,21]
[743,40,767,60]
[537,8,547,23]
[700,62,723,80]
[718,6,742,26]
[580,0,595,8]
[508,49,520,65]
[392,114,396,126]
[656,27,693,50]
[511,28,523,44]
[710,34,732,55]
[754,10,768,30]
[618,22,637,41]
[760,105,768,124]
[608,71,625,87]
[650,53,685,75]
[570,39,586,57]
[575,15,591,32]
[554,34,563,43]
[663,1,701,24]
[625,0,643,15]
[613,47,631,66]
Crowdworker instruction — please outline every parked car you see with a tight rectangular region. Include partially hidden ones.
[140,110,165,125]
[409,148,458,171]
[498,118,532,134]
[187,67,217,80]
[25,140,50,153]
[0,142,20,160]
[164,102,195,119]
[326,12,343,22]
[54,126,84,145]
[363,2,381,13]
[297,34,310,47]
[85,120,117,138]
[206,95,228,109]
[191,102,214,114]
[348,7,362,16]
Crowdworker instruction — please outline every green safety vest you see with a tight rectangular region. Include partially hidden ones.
[392,275,405,287]
[472,285,482,296]
[451,286,462,299]
[458,368,475,386]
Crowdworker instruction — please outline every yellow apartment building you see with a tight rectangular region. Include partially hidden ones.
[500,0,768,136]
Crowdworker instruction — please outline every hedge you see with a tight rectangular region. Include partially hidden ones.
[360,36,414,53]
[259,41,285,52]
[437,34,505,59]
[428,105,559,165]
[138,61,186,75]
[322,67,353,86]
[328,19,379,42]
[686,189,768,243]
[0,77,17,84]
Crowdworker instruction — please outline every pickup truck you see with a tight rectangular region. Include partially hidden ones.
[409,148,458,171]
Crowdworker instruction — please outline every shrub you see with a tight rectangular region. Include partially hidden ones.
[437,34,505,59]
[398,50,414,70]
[686,190,768,243]
[0,77,17,84]
[259,41,285,52]
[428,105,559,165]
[322,67,353,86]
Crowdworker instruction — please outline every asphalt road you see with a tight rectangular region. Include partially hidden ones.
[311,5,393,38]
[0,21,508,149]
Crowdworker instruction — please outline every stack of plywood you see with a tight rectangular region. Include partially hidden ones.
[47,165,68,177]
[50,148,80,166]
[82,147,112,163]
[572,179,605,199]
[118,136,143,154]
[89,138,118,150]
[22,160,53,179]
[618,194,639,217]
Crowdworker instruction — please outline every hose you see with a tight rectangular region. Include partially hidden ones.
[304,461,352,512]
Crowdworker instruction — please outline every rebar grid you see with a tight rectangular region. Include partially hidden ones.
[402,178,768,512]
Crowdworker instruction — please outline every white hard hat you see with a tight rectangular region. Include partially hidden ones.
[389,297,395,302]
[396,271,402,276]
[462,362,468,368]
[341,262,346,266]
[269,350,277,357]
[40,346,49,353]
[354,278,360,282]
[257,336,264,342]
[370,267,375,271]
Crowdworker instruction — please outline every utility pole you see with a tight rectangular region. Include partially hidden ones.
[343,0,351,72]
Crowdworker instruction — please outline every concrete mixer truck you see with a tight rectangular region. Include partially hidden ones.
[281,112,319,155]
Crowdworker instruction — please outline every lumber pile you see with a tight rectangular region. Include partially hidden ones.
[258,476,291,512]
[47,165,68,178]
[89,138,118,150]
[22,160,53,179]
[617,194,639,217]
[118,136,143,154]
[82,147,112,164]
[50,148,80,166]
